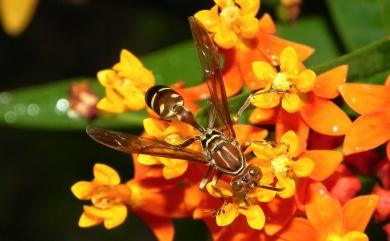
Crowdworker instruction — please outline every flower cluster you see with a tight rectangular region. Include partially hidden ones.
[71,1,389,240]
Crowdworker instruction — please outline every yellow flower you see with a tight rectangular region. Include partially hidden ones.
[0,0,38,36]
[194,0,260,49]
[137,118,201,179]
[97,49,155,113]
[251,130,314,198]
[251,46,316,113]
[206,181,266,230]
[71,163,132,229]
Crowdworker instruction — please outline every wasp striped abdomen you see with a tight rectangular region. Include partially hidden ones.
[145,85,184,119]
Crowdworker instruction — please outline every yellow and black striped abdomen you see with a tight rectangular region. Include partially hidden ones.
[145,85,184,119]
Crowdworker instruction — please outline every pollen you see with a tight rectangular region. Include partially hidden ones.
[220,6,240,25]
[272,73,290,91]
[271,154,289,173]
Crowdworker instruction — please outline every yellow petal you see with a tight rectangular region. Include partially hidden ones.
[83,205,113,219]
[276,175,296,198]
[143,118,166,137]
[214,25,237,49]
[97,69,115,87]
[0,0,38,36]
[252,61,276,81]
[93,163,121,185]
[297,69,316,93]
[78,212,102,228]
[292,157,314,177]
[281,93,302,113]
[206,181,233,198]
[251,92,281,109]
[96,97,125,114]
[239,16,259,39]
[239,205,265,230]
[194,6,220,33]
[113,49,142,72]
[161,158,188,179]
[137,154,161,166]
[255,188,276,202]
[343,231,369,241]
[103,205,128,229]
[236,0,260,16]
[280,46,299,73]
[280,130,299,157]
[71,181,94,200]
[216,203,239,226]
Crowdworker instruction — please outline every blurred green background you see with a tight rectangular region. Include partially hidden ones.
[0,0,389,241]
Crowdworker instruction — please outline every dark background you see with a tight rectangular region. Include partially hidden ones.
[0,1,339,241]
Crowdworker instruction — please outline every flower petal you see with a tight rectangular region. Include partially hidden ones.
[216,203,239,226]
[263,197,297,235]
[302,150,343,181]
[239,205,265,230]
[78,212,102,228]
[343,109,390,155]
[162,158,188,179]
[313,65,348,99]
[194,6,220,33]
[281,93,302,113]
[280,46,298,73]
[0,0,38,36]
[137,154,161,166]
[252,61,276,81]
[387,141,390,161]
[276,175,296,198]
[71,181,94,200]
[103,205,128,229]
[305,182,343,233]
[296,69,316,93]
[339,83,390,115]
[280,130,299,157]
[343,231,368,241]
[97,97,125,113]
[300,94,352,136]
[137,211,175,241]
[93,163,121,185]
[293,157,314,177]
[342,195,379,232]
[277,218,317,241]
[233,124,268,145]
[251,92,281,109]
[249,107,277,124]
[143,118,166,137]
[258,13,276,33]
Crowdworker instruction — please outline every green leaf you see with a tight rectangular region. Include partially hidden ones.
[277,17,341,66]
[327,0,390,51]
[0,41,202,130]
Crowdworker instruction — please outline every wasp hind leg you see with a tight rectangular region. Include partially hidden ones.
[176,136,201,148]
[199,165,213,191]
[210,171,229,200]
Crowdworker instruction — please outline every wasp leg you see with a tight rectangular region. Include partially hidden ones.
[211,171,229,199]
[255,183,284,192]
[199,165,213,190]
[177,136,201,148]
[232,93,254,123]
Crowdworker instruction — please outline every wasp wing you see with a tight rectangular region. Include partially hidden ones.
[188,16,236,138]
[87,127,207,163]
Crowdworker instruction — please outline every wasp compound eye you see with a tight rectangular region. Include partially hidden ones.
[145,85,184,119]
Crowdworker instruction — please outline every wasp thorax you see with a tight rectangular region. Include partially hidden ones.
[231,165,262,194]
[145,85,184,119]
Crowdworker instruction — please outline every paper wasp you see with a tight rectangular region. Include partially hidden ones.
[87,17,281,208]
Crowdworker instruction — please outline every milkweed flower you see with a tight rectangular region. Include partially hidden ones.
[137,118,201,179]
[0,0,38,36]
[339,75,390,159]
[193,0,314,95]
[97,49,155,113]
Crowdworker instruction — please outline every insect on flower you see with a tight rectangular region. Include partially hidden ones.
[87,17,281,209]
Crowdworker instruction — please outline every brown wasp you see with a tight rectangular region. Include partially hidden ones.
[87,17,280,208]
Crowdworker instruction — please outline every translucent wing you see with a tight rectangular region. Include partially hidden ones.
[188,16,236,138]
[87,127,207,163]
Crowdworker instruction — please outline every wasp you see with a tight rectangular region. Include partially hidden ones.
[87,17,280,209]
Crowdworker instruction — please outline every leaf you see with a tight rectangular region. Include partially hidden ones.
[327,0,390,51]
[0,42,202,130]
[277,17,340,66]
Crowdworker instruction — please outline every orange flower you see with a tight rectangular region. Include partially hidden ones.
[251,64,351,152]
[193,1,313,96]
[371,184,390,223]
[339,77,390,159]
[278,183,378,241]
[97,49,155,113]
[71,163,201,241]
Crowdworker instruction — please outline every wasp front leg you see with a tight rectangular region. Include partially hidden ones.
[199,165,213,190]
[176,135,201,148]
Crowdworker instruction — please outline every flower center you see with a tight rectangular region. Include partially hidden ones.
[91,185,124,209]
[272,73,291,91]
[271,154,289,173]
[220,6,241,25]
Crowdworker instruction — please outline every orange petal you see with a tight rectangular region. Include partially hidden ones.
[258,13,276,33]
[305,182,343,233]
[342,195,379,232]
[263,197,297,235]
[278,218,317,241]
[339,83,390,115]
[300,95,352,136]
[276,109,310,154]
[249,107,277,124]
[93,163,121,185]
[386,74,390,86]
[221,49,245,96]
[302,150,343,181]
[137,211,175,241]
[174,82,210,101]
[343,109,390,155]
[313,65,348,99]
[233,124,268,145]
